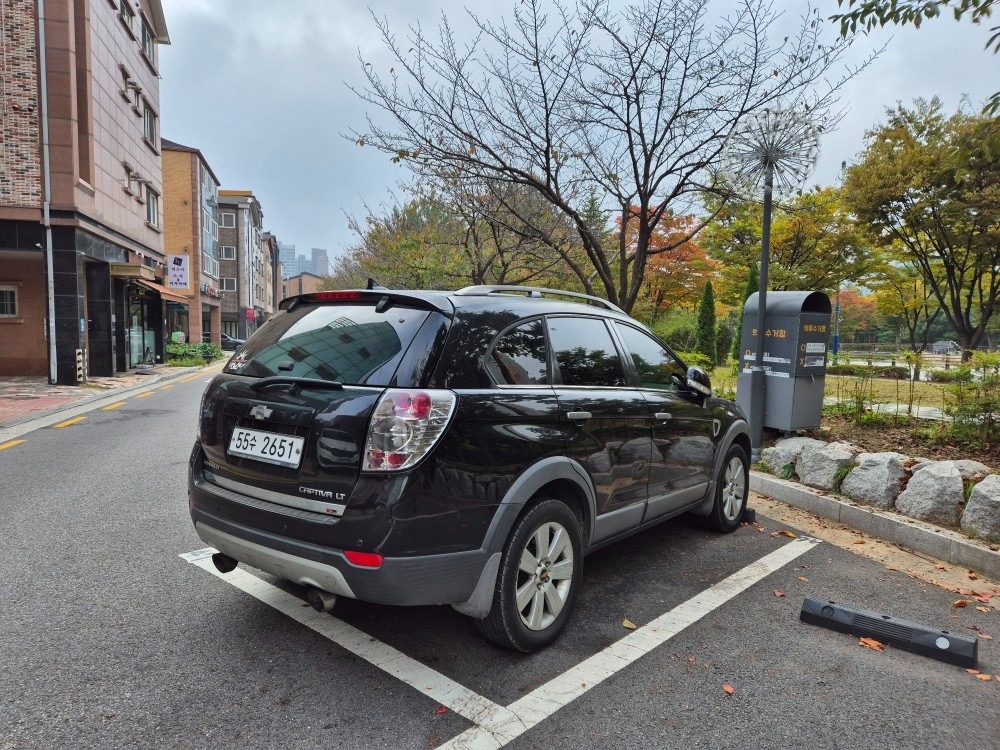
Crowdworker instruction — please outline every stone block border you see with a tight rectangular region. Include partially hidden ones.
[751,472,1000,581]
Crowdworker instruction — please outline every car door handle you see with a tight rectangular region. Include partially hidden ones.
[566,411,592,421]
[654,412,672,420]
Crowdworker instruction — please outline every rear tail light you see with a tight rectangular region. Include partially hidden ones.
[364,389,456,471]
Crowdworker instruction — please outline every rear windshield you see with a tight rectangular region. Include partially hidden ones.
[225,304,432,385]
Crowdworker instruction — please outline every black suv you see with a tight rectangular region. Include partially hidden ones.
[188,286,750,651]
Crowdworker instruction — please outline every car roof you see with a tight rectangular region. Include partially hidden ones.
[280,285,628,319]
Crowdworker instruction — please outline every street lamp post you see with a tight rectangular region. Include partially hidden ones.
[723,109,820,460]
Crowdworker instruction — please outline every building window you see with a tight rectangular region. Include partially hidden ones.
[141,18,156,64]
[221,278,237,292]
[219,212,235,228]
[142,100,157,147]
[145,187,159,227]
[203,252,219,279]
[119,1,135,34]
[219,245,236,260]
[0,286,18,317]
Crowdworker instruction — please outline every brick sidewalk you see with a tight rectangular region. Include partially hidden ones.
[0,366,190,428]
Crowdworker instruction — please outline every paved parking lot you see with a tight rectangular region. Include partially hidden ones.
[181,510,999,750]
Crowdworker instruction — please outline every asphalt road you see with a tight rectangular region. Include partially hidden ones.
[1,373,997,750]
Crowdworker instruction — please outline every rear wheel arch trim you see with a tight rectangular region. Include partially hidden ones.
[452,458,594,620]
[481,457,596,557]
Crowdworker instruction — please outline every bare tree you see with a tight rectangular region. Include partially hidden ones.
[349,0,874,311]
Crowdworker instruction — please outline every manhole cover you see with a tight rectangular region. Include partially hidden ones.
[0,395,41,401]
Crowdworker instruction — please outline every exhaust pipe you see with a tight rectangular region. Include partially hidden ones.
[211,552,239,574]
[306,587,337,613]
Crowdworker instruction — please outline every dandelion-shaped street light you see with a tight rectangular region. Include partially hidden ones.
[723,109,820,460]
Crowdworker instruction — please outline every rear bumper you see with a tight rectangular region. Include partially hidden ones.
[190,508,493,607]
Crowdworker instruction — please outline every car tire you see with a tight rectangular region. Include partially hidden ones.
[703,444,749,533]
[476,498,583,653]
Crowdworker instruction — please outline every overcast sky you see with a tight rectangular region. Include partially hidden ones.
[159,0,995,265]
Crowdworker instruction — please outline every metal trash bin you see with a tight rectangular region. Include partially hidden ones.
[736,291,832,432]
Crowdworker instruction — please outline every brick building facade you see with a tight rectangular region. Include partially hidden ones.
[161,139,222,345]
[0,0,174,382]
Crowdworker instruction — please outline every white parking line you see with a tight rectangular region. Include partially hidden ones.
[182,536,819,748]
[179,548,518,728]
[442,536,820,749]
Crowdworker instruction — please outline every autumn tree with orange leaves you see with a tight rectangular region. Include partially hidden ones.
[618,209,718,322]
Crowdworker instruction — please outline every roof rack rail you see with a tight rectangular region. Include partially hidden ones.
[454,285,624,313]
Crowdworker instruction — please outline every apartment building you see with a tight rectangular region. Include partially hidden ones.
[0,0,172,382]
[261,231,281,316]
[160,139,224,345]
[217,190,269,339]
[282,272,326,299]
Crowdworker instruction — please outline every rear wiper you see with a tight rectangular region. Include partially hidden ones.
[250,376,344,392]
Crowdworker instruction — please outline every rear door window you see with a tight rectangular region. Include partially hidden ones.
[227,304,432,385]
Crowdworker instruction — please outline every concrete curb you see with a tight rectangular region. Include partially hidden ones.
[751,471,1000,581]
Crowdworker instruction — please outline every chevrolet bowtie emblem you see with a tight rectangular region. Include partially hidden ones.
[250,405,273,420]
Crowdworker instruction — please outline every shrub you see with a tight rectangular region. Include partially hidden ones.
[926,368,973,383]
[677,351,713,370]
[167,342,224,363]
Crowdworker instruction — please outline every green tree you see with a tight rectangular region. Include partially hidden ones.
[868,248,942,361]
[730,264,759,362]
[843,99,1000,359]
[352,0,867,312]
[831,1,999,113]
[701,188,873,297]
[694,282,718,367]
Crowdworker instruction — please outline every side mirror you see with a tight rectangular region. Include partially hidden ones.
[686,366,712,397]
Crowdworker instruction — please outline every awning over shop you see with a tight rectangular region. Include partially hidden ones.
[135,278,190,305]
[110,262,155,280]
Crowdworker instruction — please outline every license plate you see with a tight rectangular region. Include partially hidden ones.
[228,427,305,468]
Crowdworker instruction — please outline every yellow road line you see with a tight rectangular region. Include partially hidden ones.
[179,373,208,383]
[53,416,86,428]
[102,401,127,411]
[0,439,26,451]
[159,384,174,390]
[135,392,155,399]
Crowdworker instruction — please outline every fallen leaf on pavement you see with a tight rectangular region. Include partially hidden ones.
[774,590,786,597]
[953,599,968,608]
[969,572,978,580]
[980,634,993,640]
[975,674,992,681]
[859,637,884,652]
[688,657,697,663]
[622,618,637,630]
[936,564,946,570]
[852,540,865,545]
[780,530,797,538]
[722,684,735,695]
[435,706,448,715]
[976,607,991,613]
[798,576,810,582]
[967,669,981,674]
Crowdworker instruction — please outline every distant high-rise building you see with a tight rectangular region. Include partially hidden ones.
[311,248,330,276]
[278,241,299,279]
